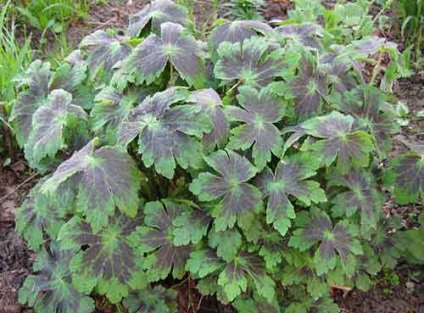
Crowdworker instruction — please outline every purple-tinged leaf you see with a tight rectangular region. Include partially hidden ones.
[173,208,212,246]
[301,111,374,173]
[225,86,285,170]
[289,210,362,274]
[124,286,177,313]
[10,60,52,145]
[186,249,225,278]
[118,87,212,178]
[291,54,328,117]
[25,89,87,162]
[209,20,273,50]
[255,153,326,236]
[189,89,229,149]
[135,199,191,281]
[329,86,399,156]
[128,0,188,37]
[330,170,382,237]
[58,214,145,303]
[80,30,132,79]
[125,22,206,88]
[15,180,66,250]
[190,150,262,231]
[91,86,152,143]
[214,37,284,87]
[319,57,357,93]
[275,23,323,49]
[18,246,94,313]
[42,139,141,232]
[385,145,424,204]
[217,252,275,302]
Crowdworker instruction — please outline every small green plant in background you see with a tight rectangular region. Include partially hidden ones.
[0,1,32,167]
[10,0,90,37]
[229,0,264,20]
[395,0,424,67]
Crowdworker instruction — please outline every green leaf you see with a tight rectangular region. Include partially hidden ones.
[135,200,191,281]
[289,209,363,274]
[25,89,87,163]
[190,150,262,231]
[125,22,206,88]
[58,214,146,303]
[255,153,326,235]
[15,180,66,250]
[330,170,383,237]
[42,139,141,231]
[172,208,211,246]
[128,0,189,36]
[10,60,52,146]
[214,37,284,88]
[208,227,242,262]
[225,86,285,170]
[124,286,177,313]
[118,87,212,179]
[80,30,132,79]
[18,245,94,313]
[217,252,275,303]
[385,144,424,204]
[186,249,225,278]
[301,111,374,173]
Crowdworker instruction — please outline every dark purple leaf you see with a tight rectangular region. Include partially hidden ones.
[190,150,262,231]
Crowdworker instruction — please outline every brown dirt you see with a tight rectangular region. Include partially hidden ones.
[336,264,424,313]
[0,160,35,313]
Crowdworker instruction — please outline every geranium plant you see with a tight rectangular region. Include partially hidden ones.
[11,0,422,312]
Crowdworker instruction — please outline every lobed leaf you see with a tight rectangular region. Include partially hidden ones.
[18,245,94,313]
[290,54,328,117]
[10,60,52,145]
[118,87,212,178]
[186,249,225,278]
[124,286,177,313]
[25,89,87,163]
[15,180,67,250]
[209,20,273,50]
[225,86,285,170]
[80,30,132,79]
[255,153,326,236]
[330,170,382,237]
[135,200,191,281]
[289,209,362,274]
[190,150,262,231]
[214,37,284,87]
[128,0,188,37]
[189,89,229,149]
[217,252,275,303]
[42,139,141,231]
[301,111,374,173]
[385,144,424,204]
[125,22,206,88]
[58,214,145,303]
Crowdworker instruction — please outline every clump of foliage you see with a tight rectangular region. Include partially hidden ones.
[394,0,424,65]
[11,0,423,312]
[10,0,89,34]
[0,1,32,167]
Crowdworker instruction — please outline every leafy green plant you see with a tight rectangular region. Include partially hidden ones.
[395,0,424,66]
[10,0,89,36]
[11,0,422,312]
[0,1,32,166]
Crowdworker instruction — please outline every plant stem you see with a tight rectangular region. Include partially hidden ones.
[0,102,15,162]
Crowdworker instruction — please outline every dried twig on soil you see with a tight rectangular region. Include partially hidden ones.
[0,172,39,204]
